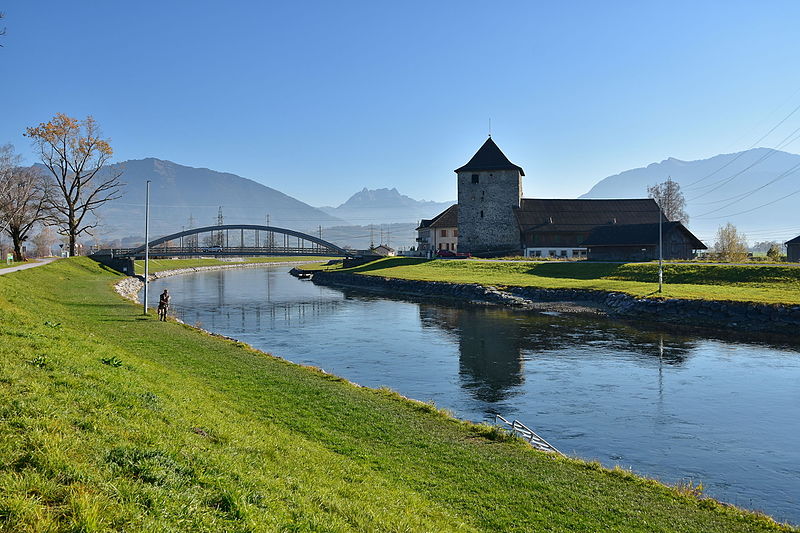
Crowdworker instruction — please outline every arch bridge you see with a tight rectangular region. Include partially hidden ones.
[113,224,351,258]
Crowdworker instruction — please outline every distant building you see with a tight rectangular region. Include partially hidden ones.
[370,244,396,257]
[417,137,707,260]
[416,204,457,257]
[786,235,800,262]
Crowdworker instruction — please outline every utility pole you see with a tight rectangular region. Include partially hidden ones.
[188,214,195,250]
[266,214,274,250]
[143,180,151,315]
[217,206,224,247]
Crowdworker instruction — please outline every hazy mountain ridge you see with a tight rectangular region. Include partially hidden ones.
[320,187,454,225]
[85,158,344,240]
[580,148,800,243]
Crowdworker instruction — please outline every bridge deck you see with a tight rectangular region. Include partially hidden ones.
[108,247,344,259]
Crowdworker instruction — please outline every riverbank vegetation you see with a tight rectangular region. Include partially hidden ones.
[135,256,337,274]
[0,258,795,531]
[310,258,800,305]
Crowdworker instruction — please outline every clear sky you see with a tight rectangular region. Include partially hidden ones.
[2,1,800,207]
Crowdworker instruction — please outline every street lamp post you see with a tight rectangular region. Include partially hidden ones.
[143,180,151,315]
[658,204,663,293]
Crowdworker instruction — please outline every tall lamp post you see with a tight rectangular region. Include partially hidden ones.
[658,203,663,293]
[143,180,151,314]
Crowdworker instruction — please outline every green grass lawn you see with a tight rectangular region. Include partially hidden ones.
[0,260,28,269]
[135,256,337,275]
[318,258,800,305]
[0,258,794,531]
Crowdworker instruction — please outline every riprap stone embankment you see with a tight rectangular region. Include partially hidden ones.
[311,270,800,334]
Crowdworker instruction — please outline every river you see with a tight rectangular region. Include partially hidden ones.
[145,265,800,525]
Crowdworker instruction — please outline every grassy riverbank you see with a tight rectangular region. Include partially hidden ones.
[135,256,337,274]
[0,258,795,531]
[312,258,800,305]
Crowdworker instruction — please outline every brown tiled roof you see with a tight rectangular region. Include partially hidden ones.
[428,204,458,228]
[416,219,433,231]
[583,222,707,249]
[515,198,664,233]
[455,137,525,176]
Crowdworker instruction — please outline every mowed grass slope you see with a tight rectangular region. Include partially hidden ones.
[326,258,800,305]
[0,259,794,532]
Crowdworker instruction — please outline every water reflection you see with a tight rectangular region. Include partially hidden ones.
[419,304,694,405]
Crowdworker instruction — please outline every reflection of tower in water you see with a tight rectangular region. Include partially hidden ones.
[419,305,524,404]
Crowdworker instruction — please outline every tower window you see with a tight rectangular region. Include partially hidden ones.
[480,210,484,219]
[471,174,479,184]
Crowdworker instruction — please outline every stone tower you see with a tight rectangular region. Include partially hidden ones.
[456,137,524,255]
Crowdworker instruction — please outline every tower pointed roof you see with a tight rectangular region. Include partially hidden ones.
[455,137,525,176]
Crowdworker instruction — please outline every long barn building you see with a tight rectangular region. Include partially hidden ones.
[418,137,706,260]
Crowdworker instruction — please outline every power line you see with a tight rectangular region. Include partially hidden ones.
[686,125,800,202]
[684,95,800,190]
[692,160,800,216]
[695,185,800,220]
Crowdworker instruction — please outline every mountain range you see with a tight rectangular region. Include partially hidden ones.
[580,147,800,244]
[85,158,344,241]
[76,159,450,250]
[41,148,800,250]
[320,188,454,226]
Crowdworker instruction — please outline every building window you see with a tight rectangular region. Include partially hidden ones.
[471,174,479,184]
[440,229,447,237]
[560,250,568,257]
[480,210,484,219]
[439,243,444,250]
[549,250,557,257]
[481,191,485,201]
[454,229,458,237]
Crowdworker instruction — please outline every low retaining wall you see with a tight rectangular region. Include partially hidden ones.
[311,271,800,334]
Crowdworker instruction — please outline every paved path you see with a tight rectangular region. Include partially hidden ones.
[0,257,59,276]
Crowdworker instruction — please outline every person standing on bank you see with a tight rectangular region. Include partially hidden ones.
[158,289,170,321]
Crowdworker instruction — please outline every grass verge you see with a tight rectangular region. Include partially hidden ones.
[310,258,800,305]
[0,258,795,531]
[135,256,337,274]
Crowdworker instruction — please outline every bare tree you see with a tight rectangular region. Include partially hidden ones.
[0,165,49,261]
[0,145,50,260]
[647,177,689,224]
[31,225,58,257]
[25,114,123,256]
[713,222,748,262]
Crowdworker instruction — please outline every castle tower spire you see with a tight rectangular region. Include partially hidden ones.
[455,137,524,256]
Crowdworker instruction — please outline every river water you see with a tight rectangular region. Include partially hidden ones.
[145,266,800,525]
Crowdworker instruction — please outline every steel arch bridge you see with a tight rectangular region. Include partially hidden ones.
[115,224,351,258]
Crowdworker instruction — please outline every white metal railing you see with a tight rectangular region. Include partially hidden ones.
[494,414,564,456]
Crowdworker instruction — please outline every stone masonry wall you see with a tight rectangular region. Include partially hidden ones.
[457,169,522,255]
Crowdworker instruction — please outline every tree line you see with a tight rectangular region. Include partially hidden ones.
[0,114,123,260]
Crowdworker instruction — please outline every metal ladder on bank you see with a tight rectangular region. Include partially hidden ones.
[494,414,564,456]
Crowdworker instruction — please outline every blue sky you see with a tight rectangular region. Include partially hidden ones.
[2,1,800,206]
